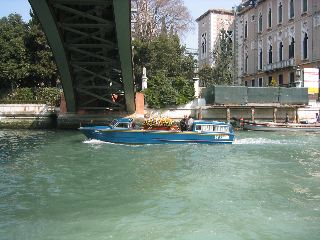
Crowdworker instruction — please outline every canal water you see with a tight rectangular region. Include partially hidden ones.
[0,130,319,240]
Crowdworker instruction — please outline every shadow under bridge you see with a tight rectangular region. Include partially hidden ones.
[29,0,135,113]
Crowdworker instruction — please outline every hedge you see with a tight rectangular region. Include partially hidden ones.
[1,87,61,106]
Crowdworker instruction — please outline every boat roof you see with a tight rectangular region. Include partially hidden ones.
[194,120,229,125]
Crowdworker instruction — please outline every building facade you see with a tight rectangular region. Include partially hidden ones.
[236,0,320,95]
[196,9,234,68]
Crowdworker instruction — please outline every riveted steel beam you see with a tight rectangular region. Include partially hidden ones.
[113,0,135,113]
[28,0,76,112]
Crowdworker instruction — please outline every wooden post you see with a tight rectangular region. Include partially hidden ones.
[226,107,231,123]
[197,107,202,120]
[295,107,299,123]
[251,107,255,122]
[273,107,277,123]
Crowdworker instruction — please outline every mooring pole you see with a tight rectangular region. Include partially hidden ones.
[273,107,277,123]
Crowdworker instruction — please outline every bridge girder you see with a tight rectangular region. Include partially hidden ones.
[28,0,135,113]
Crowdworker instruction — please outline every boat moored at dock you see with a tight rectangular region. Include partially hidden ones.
[240,119,320,132]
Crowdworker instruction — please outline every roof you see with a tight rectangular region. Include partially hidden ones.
[196,9,234,22]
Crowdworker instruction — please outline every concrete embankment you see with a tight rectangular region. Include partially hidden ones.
[1,101,319,129]
[0,104,57,129]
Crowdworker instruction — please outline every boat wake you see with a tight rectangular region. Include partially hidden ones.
[83,139,107,144]
[234,138,287,145]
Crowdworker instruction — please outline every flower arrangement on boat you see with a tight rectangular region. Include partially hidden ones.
[143,117,176,130]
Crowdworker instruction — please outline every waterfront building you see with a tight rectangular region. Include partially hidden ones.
[196,9,235,69]
[236,0,320,99]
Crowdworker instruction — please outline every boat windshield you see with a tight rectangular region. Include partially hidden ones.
[110,119,118,127]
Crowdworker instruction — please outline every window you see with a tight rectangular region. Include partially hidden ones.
[268,45,273,64]
[258,13,262,32]
[302,0,308,13]
[303,33,308,59]
[259,78,263,87]
[279,41,283,61]
[259,48,263,70]
[201,33,207,58]
[251,79,255,87]
[117,123,129,128]
[245,53,248,73]
[289,0,294,19]
[268,8,272,28]
[244,21,248,38]
[268,76,273,85]
[290,72,295,84]
[278,74,283,86]
[289,37,295,58]
[278,2,283,23]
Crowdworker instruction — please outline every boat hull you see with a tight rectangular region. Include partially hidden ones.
[79,127,234,144]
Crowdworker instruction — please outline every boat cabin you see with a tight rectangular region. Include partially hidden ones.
[193,121,233,133]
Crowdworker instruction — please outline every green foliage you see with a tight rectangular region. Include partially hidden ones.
[198,64,214,87]
[1,87,60,106]
[210,29,234,86]
[133,34,195,108]
[8,88,34,101]
[0,14,29,88]
[0,12,59,91]
[36,88,61,106]
[144,72,194,108]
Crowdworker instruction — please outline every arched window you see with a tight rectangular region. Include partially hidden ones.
[302,0,308,13]
[289,0,294,19]
[201,33,207,58]
[303,33,308,59]
[258,13,262,32]
[268,45,273,64]
[244,21,248,38]
[289,37,295,59]
[245,53,248,73]
[268,8,272,28]
[278,2,283,23]
[259,48,263,69]
[279,41,283,61]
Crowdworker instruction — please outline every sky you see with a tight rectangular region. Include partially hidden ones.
[0,0,241,49]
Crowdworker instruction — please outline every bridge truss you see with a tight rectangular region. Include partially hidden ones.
[29,0,135,113]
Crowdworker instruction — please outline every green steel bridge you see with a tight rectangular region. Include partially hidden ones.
[28,0,135,113]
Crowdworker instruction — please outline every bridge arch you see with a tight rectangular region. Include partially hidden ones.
[28,0,135,113]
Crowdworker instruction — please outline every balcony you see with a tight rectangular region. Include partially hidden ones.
[262,59,295,72]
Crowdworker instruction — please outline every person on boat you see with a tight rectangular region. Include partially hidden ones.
[180,115,188,131]
[187,115,194,131]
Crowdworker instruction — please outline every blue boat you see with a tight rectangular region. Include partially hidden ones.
[79,118,235,144]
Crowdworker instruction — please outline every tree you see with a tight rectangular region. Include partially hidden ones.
[133,33,195,108]
[0,12,59,93]
[24,11,59,87]
[198,64,214,87]
[211,29,234,86]
[0,14,29,90]
[132,0,193,41]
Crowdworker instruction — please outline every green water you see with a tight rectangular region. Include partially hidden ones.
[0,130,320,240]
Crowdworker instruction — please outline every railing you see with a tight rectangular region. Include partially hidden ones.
[262,58,295,71]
